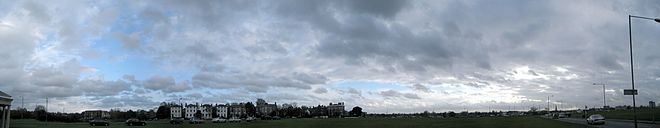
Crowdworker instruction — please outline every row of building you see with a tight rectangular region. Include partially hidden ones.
[170,99,345,119]
[169,99,277,119]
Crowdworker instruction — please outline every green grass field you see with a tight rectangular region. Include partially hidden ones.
[10,117,588,128]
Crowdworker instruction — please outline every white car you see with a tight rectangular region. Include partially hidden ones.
[228,118,241,123]
[586,114,605,125]
[246,117,257,122]
[212,118,226,123]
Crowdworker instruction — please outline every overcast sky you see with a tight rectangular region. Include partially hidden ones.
[2,0,660,113]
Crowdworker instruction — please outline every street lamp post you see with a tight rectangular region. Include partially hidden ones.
[547,95,553,112]
[592,83,606,108]
[628,15,660,128]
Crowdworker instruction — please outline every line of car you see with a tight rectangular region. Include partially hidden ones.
[548,113,605,126]
[88,118,147,126]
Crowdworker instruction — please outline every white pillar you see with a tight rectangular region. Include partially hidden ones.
[5,106,9,128]
[1,106,5,128]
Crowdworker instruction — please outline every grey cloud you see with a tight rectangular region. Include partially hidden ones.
[5,0,660,113]
[313,87,328,94]
[379,90,421,99]
[123,75,137,83]
[186,93,203,99]
[411,83,433,93]
[336,88,363,98]
[29,59,87,88]
[193,71,322,92]
[144,75,175,90]
[79,78,131,96]
[170,81,193,93]
[144,75,192,93]
[347,88,361,95]
[0,14,37,88]
[22,1,51,23]
[342,0,408,18]
[293,72,328,85]
[402,93,421,99]
[96,95,159,109]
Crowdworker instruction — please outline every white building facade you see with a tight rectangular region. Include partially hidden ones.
[216,105,228,118]
[185,104,199,119]
[201,104,213,119]
[170,105,182,119]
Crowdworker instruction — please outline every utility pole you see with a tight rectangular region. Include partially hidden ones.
[21,96,23,119]
[593,83,607,108]
[547,95,553,112]
[626,15,660,128]
[46,97,48,126]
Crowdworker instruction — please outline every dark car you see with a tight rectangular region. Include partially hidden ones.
[125,118,146,126]
[170,118,184,124]
[89,119,110,126]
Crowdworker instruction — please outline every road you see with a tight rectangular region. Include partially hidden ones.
[556,118,660,128]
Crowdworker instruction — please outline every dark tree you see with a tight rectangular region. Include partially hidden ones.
[422,110,430,118]
[349,106,363,117]
[156,105,171,119]
[269,110,277,117]
[33,105,47,121]
[211,107,219,118]
[11,107,31,119]
[137,110,149,120]
[448,111,456,118]
[245,102,256,117]
[110,109,124,121]
[195,110,202,119]
[181,108,185,119]
[127,110,137,119]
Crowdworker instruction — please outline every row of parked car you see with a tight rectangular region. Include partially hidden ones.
[169,117,258,124]
[89,117,272,126]
[547,113,606,125]
[88,118,147,126]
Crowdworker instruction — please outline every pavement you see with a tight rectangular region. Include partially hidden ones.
[554,117,660,128]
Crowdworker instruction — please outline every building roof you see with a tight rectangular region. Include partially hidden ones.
[0,91,10,98]
[0,90,11,106]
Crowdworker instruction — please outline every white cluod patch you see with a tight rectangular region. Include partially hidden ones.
[510,66,548,80]
[555,67,568,73]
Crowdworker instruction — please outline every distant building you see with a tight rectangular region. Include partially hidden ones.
[201,104,213,119]
[170,105,182,119]
[82,110,110,120]
[650,101,656,108]
[256,99,277,117]
[185,104,199,119]
[229,103,246,118]
[328,102,345,117]
[0,90,12,128]
[215,104,228,118]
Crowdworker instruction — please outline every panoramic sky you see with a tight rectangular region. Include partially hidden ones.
[2,0,660,113]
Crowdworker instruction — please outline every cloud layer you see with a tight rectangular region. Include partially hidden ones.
[2,0,660,113]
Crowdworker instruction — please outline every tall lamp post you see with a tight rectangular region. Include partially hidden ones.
[592,83,607,108]
[628,15,660,128]
[547,95,553,112]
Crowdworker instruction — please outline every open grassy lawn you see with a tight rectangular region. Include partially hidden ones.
[10,117,588,128]
[586,108,660,121]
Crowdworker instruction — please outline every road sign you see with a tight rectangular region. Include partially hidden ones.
[624,89,638,95]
